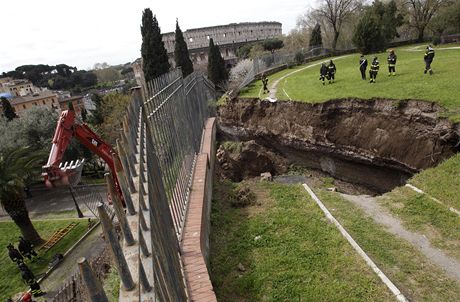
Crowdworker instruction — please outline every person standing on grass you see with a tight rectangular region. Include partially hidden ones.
[319,62,328,85]
[7,243,24,265]
[19,263,46,297]
[387,49,397,76]
[261,74,269,93]
[18,236,38,261]
[369,57,380,83]
[327,60,336,83]
[424,45,435,75]
[359,55,368,80]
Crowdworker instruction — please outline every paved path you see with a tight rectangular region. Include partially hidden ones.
[0,185,107,219]
[341,193,460,283]
[39,225,106,298]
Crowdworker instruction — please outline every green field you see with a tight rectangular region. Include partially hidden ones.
[210,181,394,301]
[240,43,460,121]
[317,189,460,301]
[0,219,87,300]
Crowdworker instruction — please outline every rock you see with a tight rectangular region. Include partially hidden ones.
[260,172,273,181]
[254,235,262,241]
[237,263,246,272]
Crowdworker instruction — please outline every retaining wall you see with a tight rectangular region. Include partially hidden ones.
[181,117,217,301]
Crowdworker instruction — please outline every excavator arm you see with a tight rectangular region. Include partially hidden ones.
[43,108,123,203]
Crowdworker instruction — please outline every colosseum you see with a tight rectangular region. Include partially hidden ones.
[162,21,282,68]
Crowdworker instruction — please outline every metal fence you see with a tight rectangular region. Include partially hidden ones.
[238,46,329,90]
[52,69,216,302]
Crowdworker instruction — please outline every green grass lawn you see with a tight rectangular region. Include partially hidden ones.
[240,43,460,121]
[0,219,87,300]
[210,180,394,301]
[317,189,460,301]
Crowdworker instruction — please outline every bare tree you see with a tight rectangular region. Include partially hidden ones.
[407,0,451,41]
[316,0,360,51]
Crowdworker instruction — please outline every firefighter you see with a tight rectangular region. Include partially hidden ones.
[7,243,24,265]
[359,55,368,80]
[261,74,269,93]
[369,57,380,83]
[319,62,328,85]
[327,60,336,83]
[424,45,435,75]
[387,49,397,76]
[18,236,38,261]
[19,263,46,297]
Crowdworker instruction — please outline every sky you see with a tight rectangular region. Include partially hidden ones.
[0,0,315,73]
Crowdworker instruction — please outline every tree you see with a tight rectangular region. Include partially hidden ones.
[174,20,194,77]
[353,12,384,53]
[141,9,170,82]
[88,93,104,125]
[1,97,17,121]
[316,0,360,51]
[0,147,45,244]
[407,0,450,42]
[352,1,403,53]
[262,38,284,53]
[309,24,323,48]
[207,38,228,87]
[99,93,131,144]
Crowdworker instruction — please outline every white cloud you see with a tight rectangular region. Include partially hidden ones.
[0,0,314,72]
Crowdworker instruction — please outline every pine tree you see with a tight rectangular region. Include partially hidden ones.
[174,20,194,77]
[207,38,228,87]
[1,97,17,121]
[309,24,323,48]
[141,9,170,82]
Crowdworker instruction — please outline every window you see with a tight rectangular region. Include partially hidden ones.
[206,35,210,40]
[189,37,193,42]
[42,100,46,105]
[23,105,26,109]
[33,102,37,106]
[223,33,226,37]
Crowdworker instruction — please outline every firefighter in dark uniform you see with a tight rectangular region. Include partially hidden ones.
[369,57,380,83]
[18,236,38,261]
[319,62,328,85]
[424,45,435,75]
[387,49,397,76]
[261,73,269,93]
[7,243,24,265]
[19,263,46,297]
[327,60,336,83]
[359,55,368,80]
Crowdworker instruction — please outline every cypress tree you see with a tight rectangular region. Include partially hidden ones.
[141,9,170,82]
[174,20,194,77]
[309,24,323,48]
[207,38,228,86]
[1,97,17,121]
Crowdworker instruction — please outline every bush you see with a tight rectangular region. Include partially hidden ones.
[294,52,304,65]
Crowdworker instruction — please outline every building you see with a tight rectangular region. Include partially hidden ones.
[162,21,282,67]
[0,79,39,97]
[10,90,59,115]
[59,95,85,116]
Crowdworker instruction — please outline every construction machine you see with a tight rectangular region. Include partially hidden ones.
[42,106,123,202]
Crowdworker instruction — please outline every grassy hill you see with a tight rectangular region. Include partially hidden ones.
[240,43,460,121]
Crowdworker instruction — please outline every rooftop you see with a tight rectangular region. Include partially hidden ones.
[10,90,57,105]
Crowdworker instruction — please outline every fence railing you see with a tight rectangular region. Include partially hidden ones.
[50,69,216,302]
[238,46,329,90]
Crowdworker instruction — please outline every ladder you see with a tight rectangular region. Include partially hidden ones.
[39,222,79,252]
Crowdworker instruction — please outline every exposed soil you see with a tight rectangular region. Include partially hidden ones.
[217,98,460,193]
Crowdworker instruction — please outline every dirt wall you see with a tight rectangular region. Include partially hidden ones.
[217,98,460,192]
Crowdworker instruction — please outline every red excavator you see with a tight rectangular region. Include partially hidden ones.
[42,105,123,202]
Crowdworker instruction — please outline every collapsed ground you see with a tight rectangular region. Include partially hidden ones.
[210,44,460,301]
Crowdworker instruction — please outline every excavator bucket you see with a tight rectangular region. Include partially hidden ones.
[43,159,85,188]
